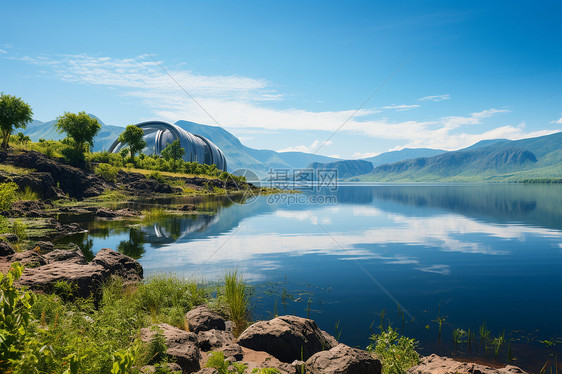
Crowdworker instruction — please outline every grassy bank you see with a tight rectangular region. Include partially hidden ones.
[1,263,250,373]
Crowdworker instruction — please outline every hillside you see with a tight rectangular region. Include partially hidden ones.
[362,148,446,167]
[308,160,374,179]
[353,132,562,182]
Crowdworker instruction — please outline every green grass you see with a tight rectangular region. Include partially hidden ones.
[223,271,250,337]
[0,164,34,175]
[3,265,242,374]
[367,325,419,374]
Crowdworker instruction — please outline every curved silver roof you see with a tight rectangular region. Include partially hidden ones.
[108,121,227,171]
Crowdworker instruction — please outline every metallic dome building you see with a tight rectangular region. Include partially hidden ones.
[108,121,227,171]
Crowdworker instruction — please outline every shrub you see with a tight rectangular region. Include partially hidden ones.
[0,263,37,371]
[11,220,28,240]
[17,186,39,201]
[0,182,18,210]
[95,163,120,182]
[206,351,247,374]
[367,326,419,374]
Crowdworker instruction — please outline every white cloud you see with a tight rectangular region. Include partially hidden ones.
[352,151,380,159]
[277,140,331,153]
[419,94,450,102]
[14,53,560,152]
[381,104,420,111]
[0,49,7,54]
[551,116,562,124]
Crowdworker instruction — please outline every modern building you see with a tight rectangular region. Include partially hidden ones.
[108,121,227,171]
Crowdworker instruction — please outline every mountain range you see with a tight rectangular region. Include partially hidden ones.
[23,116,562,181]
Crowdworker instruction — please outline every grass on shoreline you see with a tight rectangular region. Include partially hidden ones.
[2,263,250,374]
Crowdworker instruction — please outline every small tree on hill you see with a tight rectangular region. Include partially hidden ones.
[118,125,146,163]
[161,140,185,162]
[0,93,33,151]
[55,111,101,153]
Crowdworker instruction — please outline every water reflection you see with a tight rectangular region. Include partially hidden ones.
[61,184,562,370]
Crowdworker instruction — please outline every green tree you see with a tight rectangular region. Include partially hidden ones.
[118,125,146,163]
[0,94,33,151]
[161,140,185,161]
[15,132,31,149]
[55,112,101,153]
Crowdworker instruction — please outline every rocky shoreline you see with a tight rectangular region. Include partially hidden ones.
[0,239,529,374]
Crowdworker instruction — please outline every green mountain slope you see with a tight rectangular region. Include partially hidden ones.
[362,148,446,167]
[354,132,562,182]
[308,160,374,179]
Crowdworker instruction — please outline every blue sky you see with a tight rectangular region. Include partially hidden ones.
[1,0,560,158]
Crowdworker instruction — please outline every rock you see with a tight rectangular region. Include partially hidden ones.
[10,250,48,268]
[117,171,176,195]
[186,306,226,333]
[140,323,200,373]
[115,208,141,217]
[11,173,64,200]
[305,343,382,374]
[141,363,182,373]
[220,343,243,361]
[9,151,108,198]
[180,204,196,211]
[197,329,235,351]
[17,248,142,299]
[33,241,55,253]
[194,369,219,374]
[1,234,19,243]
[237,315,337,363]
[92,248,143,284]
[43,248,87,265]
[8,200,49,217]
[94,207,116,218]
[407,354,528,374]
[0,241,15,256]
[322,329,339,347]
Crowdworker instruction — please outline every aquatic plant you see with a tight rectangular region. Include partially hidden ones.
[367,325,419,374]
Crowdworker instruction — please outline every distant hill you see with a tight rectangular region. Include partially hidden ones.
[353,132,562,182]
[308,160,374,179]
[362,148,446,167]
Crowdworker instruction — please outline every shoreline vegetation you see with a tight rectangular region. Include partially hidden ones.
[0,109,554,372]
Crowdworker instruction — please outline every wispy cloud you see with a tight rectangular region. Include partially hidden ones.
[419,94,450,102]
[380,104,420,111]
[11,53,559,152]
[551,116,562,124]
[352,151,380,159]
[0,49,7,54]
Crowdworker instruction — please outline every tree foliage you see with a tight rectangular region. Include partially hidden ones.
[118,125,146,161]
[161,140,185,161]
[0,94,33,151]
[55,112,101,153]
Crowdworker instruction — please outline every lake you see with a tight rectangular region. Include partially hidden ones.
[61,184,562,371]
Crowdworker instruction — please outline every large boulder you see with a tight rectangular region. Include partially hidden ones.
[305,343,382,374]
[17,248,142,299]
[186,306,226,333]
[92,248,143,284]
[43,248,87,265]
[140,323,201,373]
[407,354,527,374]
[10,250,48,268]
[237,315,337,363]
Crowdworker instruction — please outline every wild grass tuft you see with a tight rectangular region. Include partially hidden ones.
[224,271,250,337]
[17,186,39,201]
[367,325,419,374]
[141,207,170,224]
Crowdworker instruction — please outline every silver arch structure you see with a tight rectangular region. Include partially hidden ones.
[108,121,227,171]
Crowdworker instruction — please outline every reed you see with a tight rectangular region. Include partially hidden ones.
[224,271,249,336]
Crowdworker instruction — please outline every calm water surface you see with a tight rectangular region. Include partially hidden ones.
[62,184,562,371]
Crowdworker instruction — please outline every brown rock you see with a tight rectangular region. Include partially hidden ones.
[43,248,87,265]
[140,323,200,373]
[407,354,528,374]
[237,315,337,363]
[305,343,382,374]
[10,250,47,268]
[33,241,55,253]
[92,248,143,284]
[219,343,243,361]
[186,306,226,333]
[197,329,235,351]
[0,241,15,256]
[17,248,142,299]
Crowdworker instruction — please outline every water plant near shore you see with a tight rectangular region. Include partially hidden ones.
[367,325,419,374]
